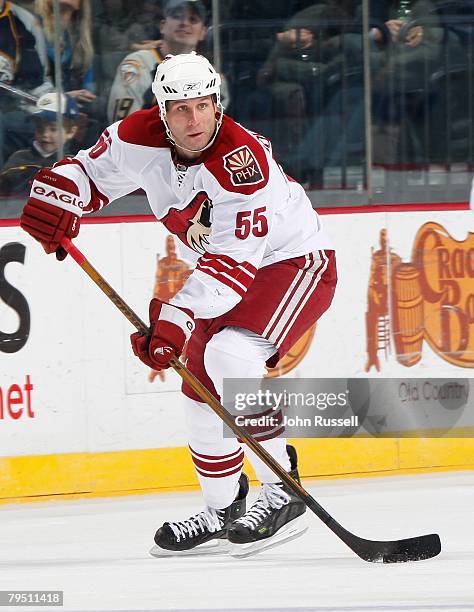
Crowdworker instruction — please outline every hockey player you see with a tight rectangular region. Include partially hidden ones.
[20,52,337,558]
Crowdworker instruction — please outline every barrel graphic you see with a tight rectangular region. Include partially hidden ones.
[391,263,424,367]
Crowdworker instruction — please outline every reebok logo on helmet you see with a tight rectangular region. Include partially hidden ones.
[183,81,202,91]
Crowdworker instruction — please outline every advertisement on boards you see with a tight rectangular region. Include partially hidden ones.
[1,209,473,459]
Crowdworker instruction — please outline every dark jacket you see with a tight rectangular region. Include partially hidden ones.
[0,145,56,194]
[0,1,45,91]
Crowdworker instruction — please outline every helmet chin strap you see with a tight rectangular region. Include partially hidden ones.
[162,105,224,155]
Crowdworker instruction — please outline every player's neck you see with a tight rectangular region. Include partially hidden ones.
[174,144,201,162]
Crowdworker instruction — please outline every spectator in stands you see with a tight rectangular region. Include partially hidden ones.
[420,0,474,162]
[107,0,207,122]
[0,0,53,166]
[370,0,437,53]
[291,0,442,184]
[36,0,104,150]
[370,0,442,162]
[35,0,96,103]
[238,3,348,179]
[0,92,79,194]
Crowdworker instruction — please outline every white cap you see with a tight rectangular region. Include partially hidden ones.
[33,92,79,120]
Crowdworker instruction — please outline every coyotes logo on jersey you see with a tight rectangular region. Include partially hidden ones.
[162,192,213,255]
[223,146,264,187]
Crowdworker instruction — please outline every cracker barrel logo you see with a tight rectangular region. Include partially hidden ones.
[365,223,474,371]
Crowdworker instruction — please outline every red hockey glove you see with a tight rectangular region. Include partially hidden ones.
[130,299,195,370]
[20,168,82,260]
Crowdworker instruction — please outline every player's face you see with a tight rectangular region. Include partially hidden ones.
[160,8,207,50]
[166,96,217,158]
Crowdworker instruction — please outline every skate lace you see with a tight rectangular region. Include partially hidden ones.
[167,508,224,542]
[234,483,290,530]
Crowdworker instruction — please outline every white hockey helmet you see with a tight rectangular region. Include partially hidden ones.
[152,52,223,152]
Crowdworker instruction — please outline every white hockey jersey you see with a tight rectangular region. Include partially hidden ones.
[51,109,333,320]
[107,49,162,123]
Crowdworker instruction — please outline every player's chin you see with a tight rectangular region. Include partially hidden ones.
[186,135,210,150]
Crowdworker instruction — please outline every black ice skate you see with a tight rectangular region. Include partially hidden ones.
[228,446,307,558]
[150,473,249,557]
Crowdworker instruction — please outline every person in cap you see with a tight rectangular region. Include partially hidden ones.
[0,93,79,194]
[20,52,337,558]
[107,0,208,122]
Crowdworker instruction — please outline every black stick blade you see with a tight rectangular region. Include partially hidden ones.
[381,533,441,563]
[349,532,442,563]
[328,515,442,563]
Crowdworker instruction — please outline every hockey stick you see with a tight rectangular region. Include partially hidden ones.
[0,82,39,103]
[60,237,441,563]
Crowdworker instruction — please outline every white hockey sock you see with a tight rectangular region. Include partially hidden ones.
[185,398,244,509]
[244,436,291,484]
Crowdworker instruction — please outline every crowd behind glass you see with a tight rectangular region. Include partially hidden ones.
[1,0,473,208]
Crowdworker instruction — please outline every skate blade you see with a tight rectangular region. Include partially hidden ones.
[149,539,229,558]
[229,516,308,559]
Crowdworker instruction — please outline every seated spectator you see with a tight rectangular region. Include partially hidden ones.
[35,0,104,148]
[290,0,443,183]
[0,0,52,166]
[35,0,96,103]
[420,0,474,162]
[0,92,79,194]
[370,0,443,163]
[107,0,207,122]
[238,3,348,179]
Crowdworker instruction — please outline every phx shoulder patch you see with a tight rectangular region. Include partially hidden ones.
[223,146,264,187]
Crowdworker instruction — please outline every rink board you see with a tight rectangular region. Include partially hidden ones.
[1,207,474,500]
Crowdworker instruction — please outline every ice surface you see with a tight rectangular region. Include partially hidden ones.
[0,472,472,611]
